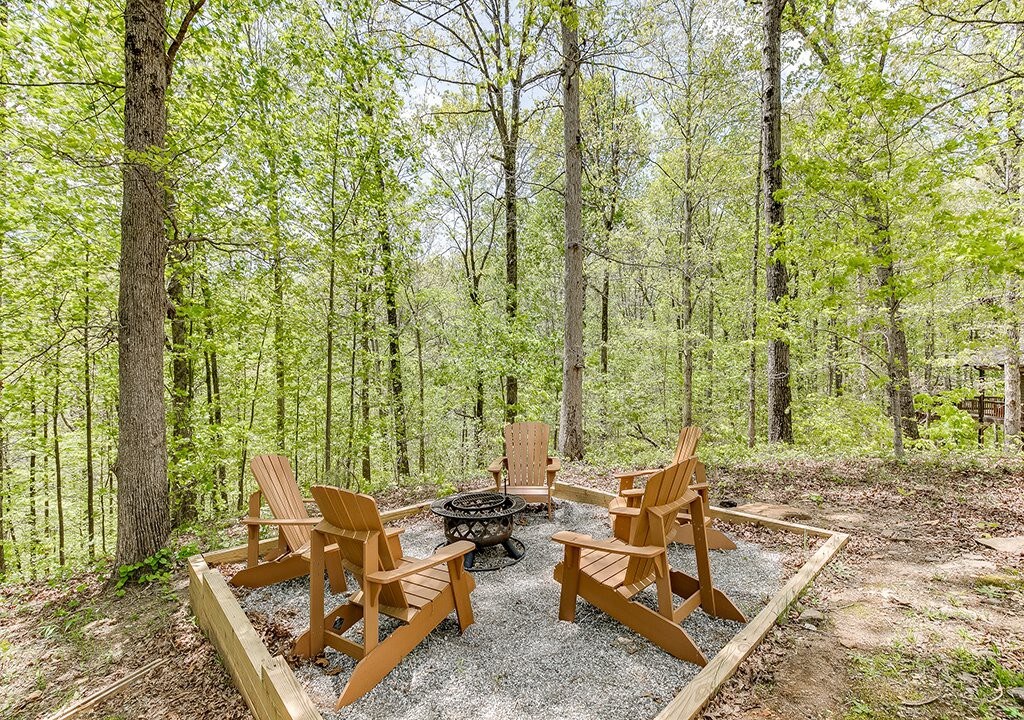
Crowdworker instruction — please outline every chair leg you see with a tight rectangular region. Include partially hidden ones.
[673,521,738,551]
[335,609,442,708]
[293,603,363,658]
[576,573,707,665]
[557,547,581,622]
[668,569,745,623]
[447,559,475,632]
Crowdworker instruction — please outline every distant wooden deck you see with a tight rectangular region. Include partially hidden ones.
[959,396,1011,426]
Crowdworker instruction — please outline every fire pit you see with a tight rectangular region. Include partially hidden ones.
[430,491,527,571]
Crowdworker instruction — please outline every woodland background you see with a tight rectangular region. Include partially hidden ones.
[0,0,1021,579]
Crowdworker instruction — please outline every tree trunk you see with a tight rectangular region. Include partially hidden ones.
[29,390,37,576]
[238,318,268,510]
[325,254,336,478]
[168,247,196,527]
[201,278,226,507]
[359,288,372,488]
[53,371,65,567]
[681,219,693,427]
[116,0,178,567]
[1004,320,1021,450]
[558,0,585,460]
[748,129,763,447]
[271,164,287,452]
[762,0,794,444]
[415,324,426,474]
[870,214,918,445]
[375,161,411,478]
[84,266,96,559]
[600,270,609,374]
[503,141,519,424]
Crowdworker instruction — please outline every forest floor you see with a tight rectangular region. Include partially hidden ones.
[1,457,1022,720]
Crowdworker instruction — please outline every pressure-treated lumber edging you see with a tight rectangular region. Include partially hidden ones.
[193,487,845,720]
[189,555,323,720]
[653,531,848,719]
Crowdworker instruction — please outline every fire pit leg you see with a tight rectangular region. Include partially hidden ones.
[463,549,476,570]
[501,539,524,560]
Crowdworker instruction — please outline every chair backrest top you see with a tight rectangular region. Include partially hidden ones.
[310,485,409,609]
[503,422,551,487]
[624,456,698,586]
[671,426,702,464]
[250,454,310,552]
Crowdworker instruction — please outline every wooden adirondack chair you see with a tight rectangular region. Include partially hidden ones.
[611,426,736,551]
[229,455,345,590]
[553,457,746,665]
[293,486,477,708]
[488,421,561,519]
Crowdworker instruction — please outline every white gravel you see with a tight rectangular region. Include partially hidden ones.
[235,500,783,720]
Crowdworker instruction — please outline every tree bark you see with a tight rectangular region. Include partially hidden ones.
[84,264,96,558]
[201,279,226,506]
[870,210,918,447]
[53,369,65,567]
[762,0,794,444]
[375,158,411,478]
[558,0,585,460]
[115,0,174,567]
[168,245,196,526]
[271,161,287,452]
[415,324,426,474]
[503,140,519,424]
[1005,319,1021,449]
[748,128,763,447]
[359,284,373,487]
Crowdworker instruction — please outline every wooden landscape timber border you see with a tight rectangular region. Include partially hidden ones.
[189,484,847,720]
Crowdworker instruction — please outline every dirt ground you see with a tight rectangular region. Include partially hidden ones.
[1,458,1021,720]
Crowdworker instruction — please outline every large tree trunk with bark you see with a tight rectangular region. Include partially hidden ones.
[116,0,172,566]
[558,0,585,460]
[762,0,794,444]
[503,142,519,424]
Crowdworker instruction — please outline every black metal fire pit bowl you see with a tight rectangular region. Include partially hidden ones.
[430,491,527,572]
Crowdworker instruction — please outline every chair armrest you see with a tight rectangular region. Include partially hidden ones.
[242,517,322,526]
[613,468,657,481]
[648,491,698,519]
[689,483,708,491]
[608,506,640,518]
[620,488,644,498]
[546,457,561,472]
[551,531,663,558]
[385,527,404,537]
[366,541,476,584]
[487,457,506,474]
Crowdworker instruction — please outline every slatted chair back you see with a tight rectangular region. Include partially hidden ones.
[624,456,698,586]
[503,422,550,487]
[671,426,702,464]
[250,454,311,553]
[309,485,409,610]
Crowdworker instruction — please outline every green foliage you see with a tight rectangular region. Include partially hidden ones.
[115,549,175,595]
[0,0,1022,581]
[912,390,979,451]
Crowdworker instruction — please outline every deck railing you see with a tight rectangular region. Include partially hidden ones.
[958,396,1006,424]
